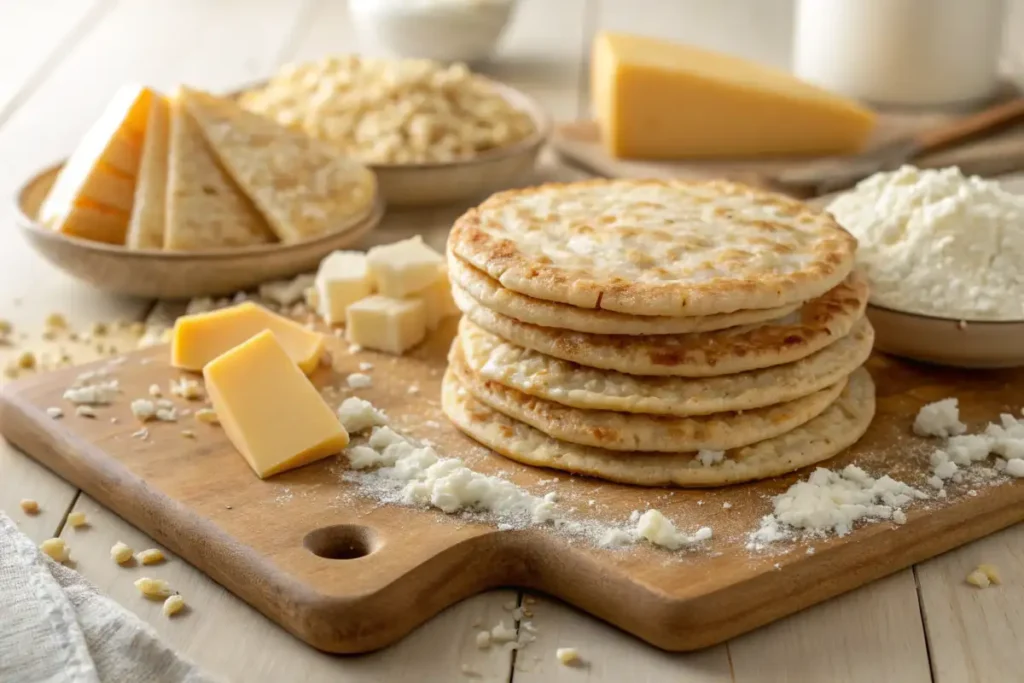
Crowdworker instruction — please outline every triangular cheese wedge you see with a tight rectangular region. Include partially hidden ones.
[178,86,376,244]
[592,32,877,159]
[164,91,275,250]
[126,93,170,249]
[40,84,154,244]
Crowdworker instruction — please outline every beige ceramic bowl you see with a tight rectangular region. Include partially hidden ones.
[233,79,550,208]
[16,163,384,300]
[867,303,1024,369]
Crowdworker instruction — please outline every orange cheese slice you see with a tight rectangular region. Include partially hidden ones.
[171,302,324,375]
[204,330,348,479]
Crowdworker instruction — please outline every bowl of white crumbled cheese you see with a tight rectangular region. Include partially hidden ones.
[826,165,1024,368]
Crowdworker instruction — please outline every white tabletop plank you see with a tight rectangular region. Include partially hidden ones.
[0,0,108,122]
[916,524,1024,683]
[510,595,733,682]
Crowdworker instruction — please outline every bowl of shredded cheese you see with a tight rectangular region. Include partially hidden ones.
[237,55,549,207]
[825,165,1024,368]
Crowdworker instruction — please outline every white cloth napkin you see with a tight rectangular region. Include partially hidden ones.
[0,512,217,683]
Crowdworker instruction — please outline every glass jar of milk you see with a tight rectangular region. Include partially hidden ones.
[793,0,1007,108]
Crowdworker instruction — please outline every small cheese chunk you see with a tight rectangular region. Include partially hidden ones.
[346,295,426,355]
[366,236,444,298]
[556,648,580,665]
[410,273,458,331]
[315,250,374,324]
[40,84,155,244]
[111,541,134,564]
[591,32,876,159]
[171,301,324,375]
[203,331,349,479]
[135,577,172,600]
[163,594,186,616]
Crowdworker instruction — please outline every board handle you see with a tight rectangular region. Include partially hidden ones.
[914,97,1024,154]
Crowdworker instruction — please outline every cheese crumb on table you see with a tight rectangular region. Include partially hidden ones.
[66,511,87,528]
[194,408,219,424]
[75,406,97,418]
[40,538,70,563]
[170,377,205,400]
[63,380,120,406]
[20,499,40,514]
[966,569,991,588]
[475,631,491,648]
[914,398,967,438]
[977,563,1001,585]
[148,383,162,397]
[162,594,186,617]
[46,407,63,419]
[111,541,134,564]
[131,399,157,422]
[337,397,387,434]
[137,548,166,565]
[490,621,517,643]
[134,577,172,600]
[555,647,580,665]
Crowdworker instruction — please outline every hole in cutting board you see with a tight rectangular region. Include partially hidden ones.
[304,525,378,560]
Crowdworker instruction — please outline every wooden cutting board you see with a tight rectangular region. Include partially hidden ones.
[1,322,1023,654]
[553,115,1024,196]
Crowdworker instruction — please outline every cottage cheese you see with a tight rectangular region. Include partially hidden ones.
[827,165,1024,320]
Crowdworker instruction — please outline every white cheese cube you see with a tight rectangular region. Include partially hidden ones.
[410,273,458,330]
[366,236,444,298]
[346,295,426,355]
[315,251,374,325]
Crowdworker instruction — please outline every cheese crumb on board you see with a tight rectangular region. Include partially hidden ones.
[148,383,162,397]
[162,594,186,617]
[1006,459,1024,477]
[555,647,580,665]
[170,377,205,400]
[337,397,387,434]
[194,408,219,424]
[111,541,134,564]
[40,538,70,563]
[827,166,1024,320]
[635,510,712,550]
[131,399,157,422]
[977,563,1001,584]
[748,465,928,549]
[490,621,517,644]
[914,398,967,438]
[259,273,315,308]
[63,380,120,405]
[66,511,87,528]
[966,569,991,588]
[20,499,40,514]
[475,631,491,649]
[358,362,374,372]
[75,406,98,419]
[346,373,373,389]
[46,407,63,419]
[137,548,166,565]
[135,577,172,600]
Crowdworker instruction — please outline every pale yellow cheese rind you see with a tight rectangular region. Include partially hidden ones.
[171,301,323,375]
[40,84,155,244]
[203,330,348,479]
[164,92,276,250]
[592,31,877,159]
[346,295,426,355]
[126,93,170,249]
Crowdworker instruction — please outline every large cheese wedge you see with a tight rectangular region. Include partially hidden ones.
[591,31,877,159]
[164,91,275,250]
[126,93,170,249]
[178,86,375,244]
[39,84,155,244]
[171,301,323,375]
[204,330,349,479]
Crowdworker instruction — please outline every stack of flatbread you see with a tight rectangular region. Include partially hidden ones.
[442,179,876,487]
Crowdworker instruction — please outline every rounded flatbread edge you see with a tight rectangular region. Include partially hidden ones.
[441,366,876,487]
[447,250,802,335]
[459,316,875,416]
[449,178,857,317]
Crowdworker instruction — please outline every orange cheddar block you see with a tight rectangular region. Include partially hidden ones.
[591,31,877,159]
[171,302,323,375]
[204,331,349,479]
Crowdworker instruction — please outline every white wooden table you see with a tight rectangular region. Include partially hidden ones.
[2,2,1022,681]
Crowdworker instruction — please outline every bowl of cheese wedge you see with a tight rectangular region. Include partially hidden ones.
[236,55,549,207]
[17,83,383,300]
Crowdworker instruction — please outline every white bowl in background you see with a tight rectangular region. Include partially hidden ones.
[350,0,517,64]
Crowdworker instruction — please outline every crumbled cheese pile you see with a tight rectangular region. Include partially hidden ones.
[915,398,1024,493]
[748,465,928,550]
[337,397,711,550]
[827,165,1024,320]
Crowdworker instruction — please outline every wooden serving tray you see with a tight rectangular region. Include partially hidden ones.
[1,321,1022,654]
